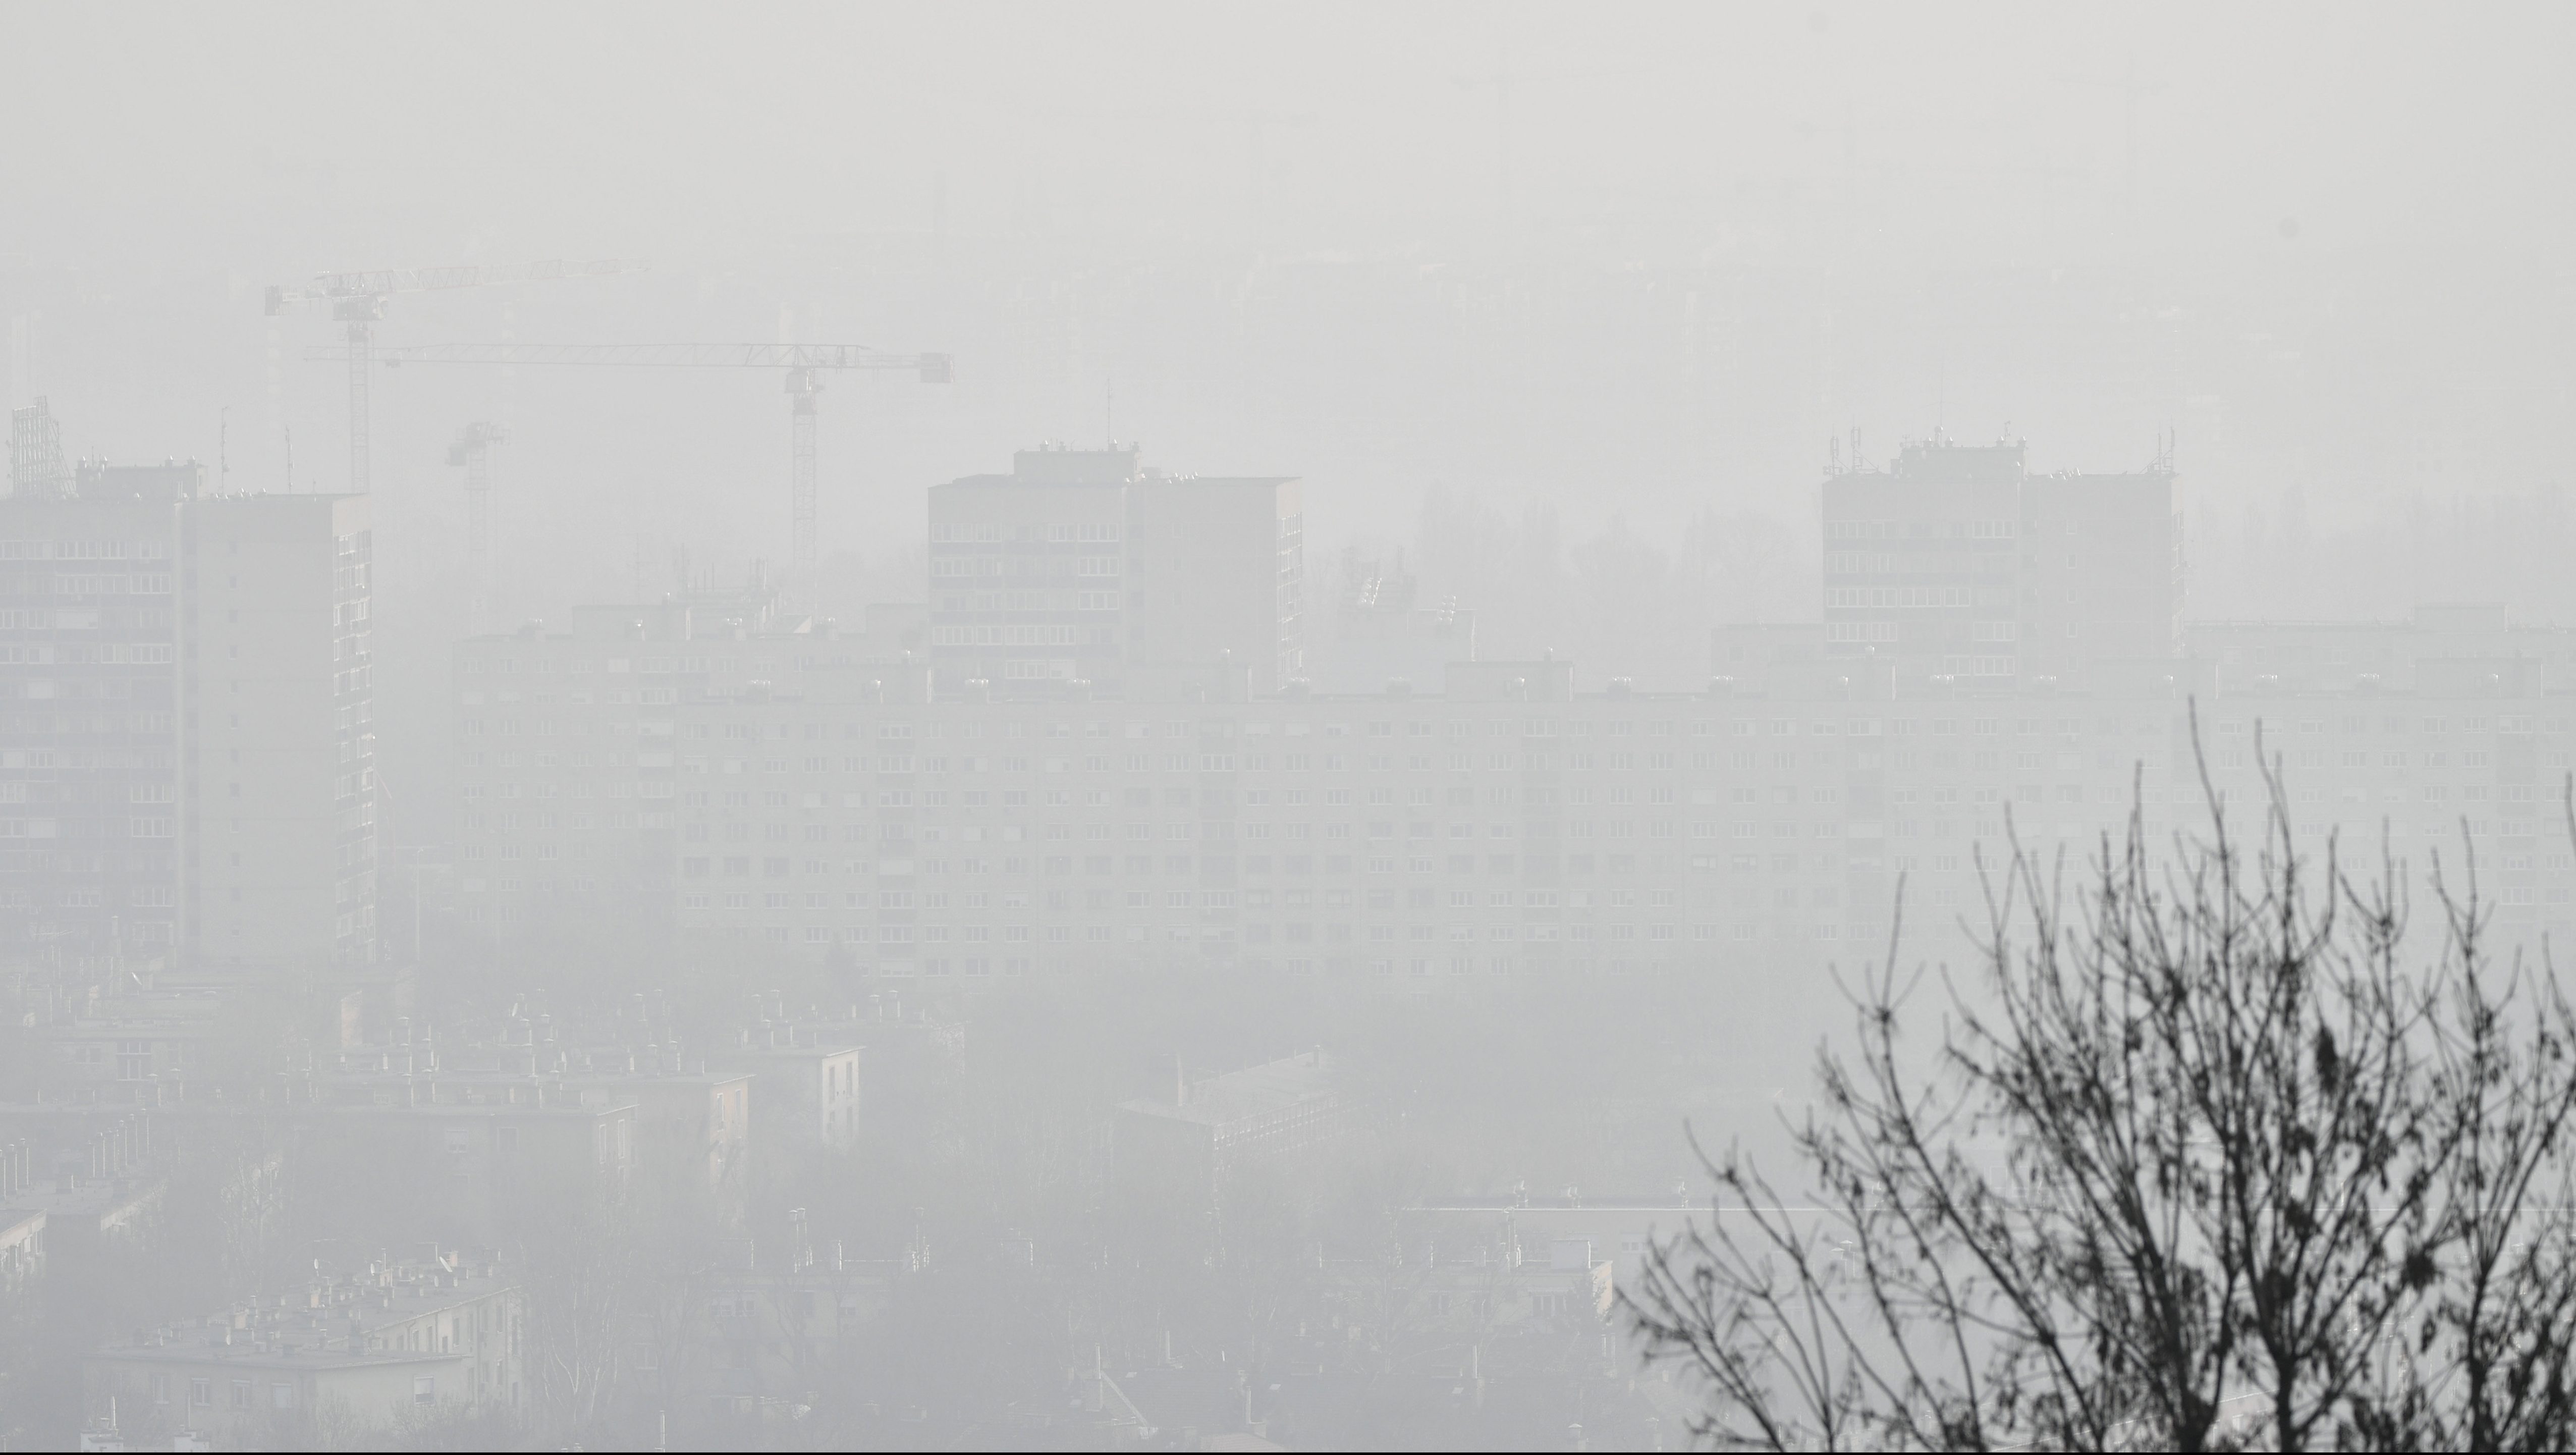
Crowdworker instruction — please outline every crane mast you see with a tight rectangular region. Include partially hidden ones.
[340,302,381,493]
[266,258,644,492]
[788,367,821,585]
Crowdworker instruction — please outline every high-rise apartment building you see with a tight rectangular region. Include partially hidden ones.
[449,576,906,947]
[184,492,377,968]
[452,604,709,942]
[1821,437,2177,684]
[0,458,187,972]
[927,447,1133,690]
[1124,469,1304,689]
[927,446,1303,695]
[0,423,374,976]
[2019,462,2183,676]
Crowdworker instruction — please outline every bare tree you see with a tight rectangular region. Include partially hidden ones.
[1627,733,2576,1452]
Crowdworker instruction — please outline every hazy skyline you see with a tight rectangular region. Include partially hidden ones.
[9,2,2569,570]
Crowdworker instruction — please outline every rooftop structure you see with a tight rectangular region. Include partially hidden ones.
[83,1248,524,1444]
[1314,550,1475,695]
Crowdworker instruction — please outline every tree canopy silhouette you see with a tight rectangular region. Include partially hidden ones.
[1630,732,2576,1452]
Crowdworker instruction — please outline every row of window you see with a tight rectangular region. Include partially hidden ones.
[443,686,2576,743]
[927,624,1087,646]
[675,886,1692,910]
[156,1374,300,1411]
[0,539,173,560]
[468,711,2576,745]
[1826,520,2017,543]
[0,642,174,665]
[0,817,171,838]
[0,607,165,631]
[928,522,1122,544]
[0,573,174,594]
[927,555,1122,578]
[681,931,1851,958]
[666,850,1782,880]
[0,885,175,907]
[1824,550,2015,574]
[673,920,1736,944]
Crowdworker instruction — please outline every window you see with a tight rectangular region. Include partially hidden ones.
[414,1376,437,1405]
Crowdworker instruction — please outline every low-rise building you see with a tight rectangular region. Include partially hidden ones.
[556,1065,750,1220]
[321,1018,745,1223]
[0,1204,41,1289]
[1116,1050,1344,1208]
[709,1024,861,1155]
[307,1048,638,1240]
[83,1250,523,1446]
[682,1245,904,1420]
[0,1108,166,1259]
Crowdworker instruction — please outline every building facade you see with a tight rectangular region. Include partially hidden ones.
[184,491,377,968]
[585,643,2575,981]
[83,1252,524,1445]
[445,432,2576,983]
[1821,437,2178,684]
[0,462,188,974]
[926,446,1303,695]
[0,450,372,977]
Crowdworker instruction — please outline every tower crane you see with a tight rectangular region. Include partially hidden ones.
[317,342,953,599]
[265,259,645,492]
[447,422,509,628]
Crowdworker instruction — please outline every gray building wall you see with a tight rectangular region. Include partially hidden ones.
[0,467,189,972]
[184,492,376,968]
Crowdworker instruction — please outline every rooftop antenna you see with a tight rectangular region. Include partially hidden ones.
[218,406,230,491]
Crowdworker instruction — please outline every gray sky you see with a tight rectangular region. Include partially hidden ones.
[6,1,2572,628]
[7,2,2565,266]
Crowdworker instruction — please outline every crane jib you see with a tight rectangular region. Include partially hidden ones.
[289,337,952,610]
